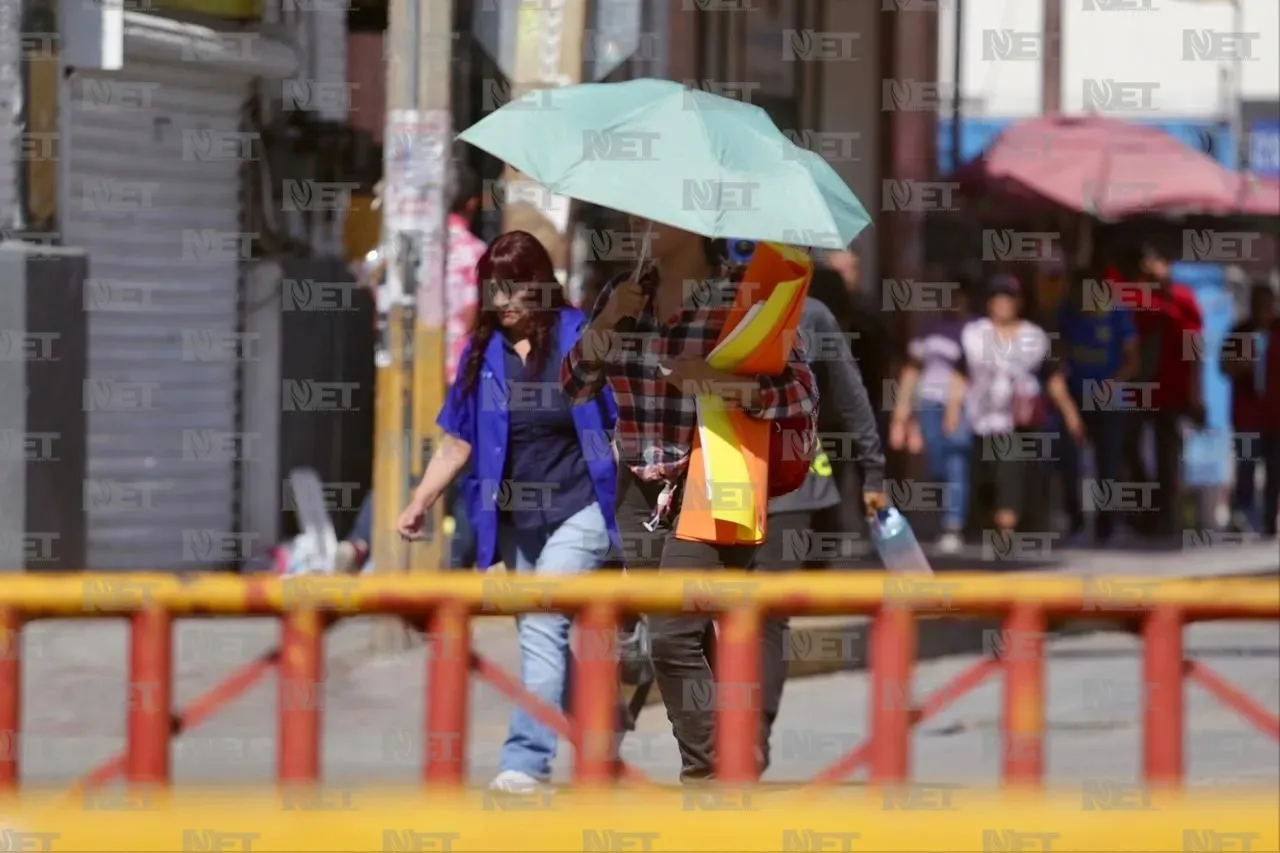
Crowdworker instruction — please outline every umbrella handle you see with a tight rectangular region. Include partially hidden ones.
[632,222,653,281]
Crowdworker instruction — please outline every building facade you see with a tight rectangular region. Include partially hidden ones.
[5,0,350,570]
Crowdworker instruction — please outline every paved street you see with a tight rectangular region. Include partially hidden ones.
[11,542,1279,788]
[16,619,1279,788]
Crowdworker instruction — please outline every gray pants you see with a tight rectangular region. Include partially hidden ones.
[613,466,758,782]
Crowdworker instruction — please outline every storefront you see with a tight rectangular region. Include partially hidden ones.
[60,13,295,570]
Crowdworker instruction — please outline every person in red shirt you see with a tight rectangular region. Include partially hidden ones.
[1119,241,1207,544]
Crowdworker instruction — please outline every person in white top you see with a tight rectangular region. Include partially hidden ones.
[945,275,1084,542]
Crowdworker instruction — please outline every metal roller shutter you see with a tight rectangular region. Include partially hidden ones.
[64,59,249,571]
[0,0,20,226]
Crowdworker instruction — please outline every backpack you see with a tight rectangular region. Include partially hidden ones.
[768,412,818,497]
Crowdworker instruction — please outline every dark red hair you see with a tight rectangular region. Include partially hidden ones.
[458,230,566,394]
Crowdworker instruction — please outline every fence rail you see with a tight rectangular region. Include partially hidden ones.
[1,572,1276,617]
[1,573,1277,796]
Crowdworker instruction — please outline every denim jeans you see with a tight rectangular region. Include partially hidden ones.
[349,492,373,545]
[496,502,611,779]
[1234,434,1280,535]
[445,480,476,569]
[916,401,971,530]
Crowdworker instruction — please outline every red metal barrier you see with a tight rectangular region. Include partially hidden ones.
[0,573,1275,794]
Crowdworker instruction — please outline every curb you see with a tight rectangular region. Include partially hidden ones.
[633,566,1280,709]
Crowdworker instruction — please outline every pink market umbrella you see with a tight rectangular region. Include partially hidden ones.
[967,114,1280,220]
[1237,175,1280,218]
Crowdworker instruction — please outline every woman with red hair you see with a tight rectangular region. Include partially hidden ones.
[397,231,620,792]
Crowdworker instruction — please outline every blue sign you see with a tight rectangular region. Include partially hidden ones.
[1248,121,1280,177]
[1174,263,1235,488]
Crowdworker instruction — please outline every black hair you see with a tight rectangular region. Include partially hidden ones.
[449,161,481,214]
[1139,234,1180,265]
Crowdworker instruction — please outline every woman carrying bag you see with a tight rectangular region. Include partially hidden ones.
[945,274,1085,545]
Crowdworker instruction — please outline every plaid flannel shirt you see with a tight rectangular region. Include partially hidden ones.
[561,271,817,484]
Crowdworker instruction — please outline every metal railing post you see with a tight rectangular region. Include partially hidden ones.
[279,609,324,783]
[870,606,914,784]
[1001,606,1046,785]
[716,607,763,784]
[1143,606,1185,785]
[0,608,21,790]
[573,603,620,784]
[425,602,470,786]
[126,608,173,786]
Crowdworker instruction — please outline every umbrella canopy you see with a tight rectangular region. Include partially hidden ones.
[456,78,870,249]
[963,114,1280,220]
[1237,175,1280,218]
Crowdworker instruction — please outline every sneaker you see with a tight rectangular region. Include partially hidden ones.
[936,532,963,555]
[488,769,544,794]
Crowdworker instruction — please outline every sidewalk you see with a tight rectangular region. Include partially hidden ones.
[774,540,1280,687]
[470,540,1279,707]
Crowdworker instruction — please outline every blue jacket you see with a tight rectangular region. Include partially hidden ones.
[437,306,619,570]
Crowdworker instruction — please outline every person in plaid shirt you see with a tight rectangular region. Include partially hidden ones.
[561,219,817,783]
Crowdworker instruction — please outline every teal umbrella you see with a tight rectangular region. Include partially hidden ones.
[456,78,870,250]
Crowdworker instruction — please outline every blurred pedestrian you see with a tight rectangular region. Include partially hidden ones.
[945,274,1085,543]
[398,231,619,793]
[816,251,897,427]
[561,220,817,784]
[1222,282,1278,536]
[442,163,488,569]
[750,295,887,769]
[1057,270,1141,545]
[1119,240,1207,543]
[889,281,973,553]
[809,265,896,544]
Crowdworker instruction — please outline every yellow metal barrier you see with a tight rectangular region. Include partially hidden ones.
[1,788,1277,852]
[3,572,1275,617]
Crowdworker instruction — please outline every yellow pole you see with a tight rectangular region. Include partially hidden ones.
[372,0,454,649]
[407,304,446,575]
[403,0,454,578]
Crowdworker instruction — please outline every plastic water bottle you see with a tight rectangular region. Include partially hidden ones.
[870,508,934,575]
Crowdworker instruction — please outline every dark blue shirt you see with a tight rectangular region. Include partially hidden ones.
[1059,303,1138,400]
[500,328,595,529]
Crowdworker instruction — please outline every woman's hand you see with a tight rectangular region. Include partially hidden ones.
[943,407,961,437]
[907,421,924,455]
[1065,411,1086,445]
[396,493,432,540]
[888,417,908,451]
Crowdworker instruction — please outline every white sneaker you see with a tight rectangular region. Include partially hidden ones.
[937,532,963,554]
[488,769,543,794]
